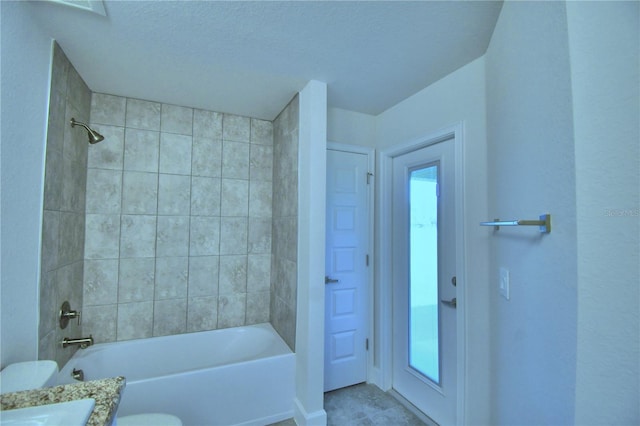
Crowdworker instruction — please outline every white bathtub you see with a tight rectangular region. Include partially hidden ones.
[58,323,295,426]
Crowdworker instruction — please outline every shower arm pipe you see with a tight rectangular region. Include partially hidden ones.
[70,117,104,144]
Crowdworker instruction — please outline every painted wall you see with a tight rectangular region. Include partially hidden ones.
[294,80,328,426]
[327,108,375,148]
[375,57,490,424]
[0,1,52,368]
[485,2,577,423]
[567,2,640,423]
[39,43,91,366]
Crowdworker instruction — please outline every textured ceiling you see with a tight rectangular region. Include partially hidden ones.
[28,1,503,120]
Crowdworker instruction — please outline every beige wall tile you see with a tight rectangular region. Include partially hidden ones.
[126,98,161,131]
[161,104,193,135]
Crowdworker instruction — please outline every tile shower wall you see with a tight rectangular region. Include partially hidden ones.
[270,95,299,350]
[83,93,274,342]
[39,43,91,365]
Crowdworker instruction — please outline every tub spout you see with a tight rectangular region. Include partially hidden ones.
[61,335,93,349]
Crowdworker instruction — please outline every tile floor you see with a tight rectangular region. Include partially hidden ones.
[271,383,430,426]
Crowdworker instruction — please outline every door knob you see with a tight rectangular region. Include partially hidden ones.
[441,297,457,308]
[325,276,339,284]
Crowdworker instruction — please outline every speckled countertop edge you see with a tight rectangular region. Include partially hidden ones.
[0,376,126,426]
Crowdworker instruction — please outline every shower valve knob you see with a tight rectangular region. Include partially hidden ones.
[59,301,81,329]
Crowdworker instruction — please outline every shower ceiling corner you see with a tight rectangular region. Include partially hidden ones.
[46,0,106,16]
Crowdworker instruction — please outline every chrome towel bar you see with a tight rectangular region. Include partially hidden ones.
[480,214,551,233]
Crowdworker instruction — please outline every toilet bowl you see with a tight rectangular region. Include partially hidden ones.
[116,413,182,426]
[0,361,181,426]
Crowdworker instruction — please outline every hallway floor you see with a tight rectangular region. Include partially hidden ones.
[271,383,430,426]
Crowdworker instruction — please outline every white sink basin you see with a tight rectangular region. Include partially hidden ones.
[0,398,95,426]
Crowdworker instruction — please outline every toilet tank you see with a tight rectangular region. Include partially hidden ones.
[0,360,58,393]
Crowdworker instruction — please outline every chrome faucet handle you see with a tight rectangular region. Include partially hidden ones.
[59,301,81,329]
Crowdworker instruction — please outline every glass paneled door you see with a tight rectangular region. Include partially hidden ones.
[392,138,457,425]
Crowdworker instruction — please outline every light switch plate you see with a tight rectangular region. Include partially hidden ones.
[499,267,510,300]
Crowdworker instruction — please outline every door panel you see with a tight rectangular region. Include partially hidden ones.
[324,149,369,392]
[392,138,456,425]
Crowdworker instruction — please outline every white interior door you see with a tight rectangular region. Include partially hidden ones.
[324,148,370,392]
[392,138,457,425]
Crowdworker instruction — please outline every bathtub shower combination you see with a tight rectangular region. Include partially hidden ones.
[58,323,295,426]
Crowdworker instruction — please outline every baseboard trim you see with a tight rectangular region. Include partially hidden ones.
[293,398,327,426]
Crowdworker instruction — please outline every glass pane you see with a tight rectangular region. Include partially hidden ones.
[408,164,439,384]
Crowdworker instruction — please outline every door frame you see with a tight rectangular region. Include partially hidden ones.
[326,141,376,385]
[375,123,467,423]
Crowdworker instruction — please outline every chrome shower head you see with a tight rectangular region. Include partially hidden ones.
[70,118,105,144]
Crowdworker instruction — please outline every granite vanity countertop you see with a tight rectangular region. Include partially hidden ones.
[0,376,126,426]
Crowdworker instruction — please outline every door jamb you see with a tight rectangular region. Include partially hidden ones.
[326,141,376,385]
[375,123,467,424]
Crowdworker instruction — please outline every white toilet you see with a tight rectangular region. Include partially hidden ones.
[0,361,181,426]
[0,360,58,393]
[116,413,182,426]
